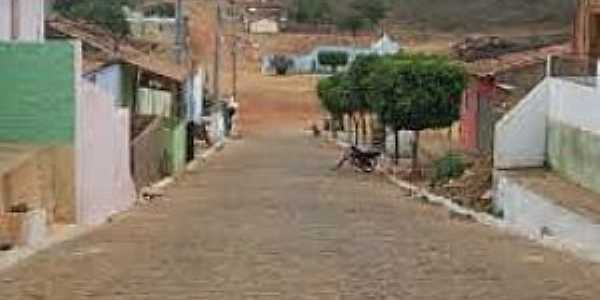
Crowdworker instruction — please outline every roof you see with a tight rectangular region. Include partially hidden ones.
[465,43,570,76]
[46,17,188,82]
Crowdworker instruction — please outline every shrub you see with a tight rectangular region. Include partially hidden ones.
[431,153,467,184]
[318,51,350,72]
[271,55,294,75]
[54,0,134,37]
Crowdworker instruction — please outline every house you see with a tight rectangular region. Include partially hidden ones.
[249,18,280,34]
[125,4,177,45]
[46,17,199,190]
[261,34,402,75]
[459,44,569,153]
[573,0,600,57]
[0,0,45,42]
[241,0,286,33]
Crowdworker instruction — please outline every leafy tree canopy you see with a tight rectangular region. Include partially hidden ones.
[349,0,387,26]
[318,51,350,72]
[317,74,351,117]
[292,0,331,24]
[54,0,135,37]
[367,54,468,131]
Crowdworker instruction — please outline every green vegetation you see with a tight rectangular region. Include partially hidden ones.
[53,0,135,36]
[291,0,332,24]
[432,153,467,184]
[318,51,350,73]
[144,3,176,17]
[284,0,574,32]
[317,74,351,136]
[271,55,294,75]
[368,54,467,171]
[317,53,468,171]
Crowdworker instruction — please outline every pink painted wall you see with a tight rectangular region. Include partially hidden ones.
[460,75,498,152]
[76,81,136,225]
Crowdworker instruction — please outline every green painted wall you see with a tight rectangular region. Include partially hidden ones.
[167,119,187,174]
[547,119,600,194]
[121,64,137,107]
[0,42,76,143]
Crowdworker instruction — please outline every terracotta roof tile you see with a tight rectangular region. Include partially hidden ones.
[47,17,188,82]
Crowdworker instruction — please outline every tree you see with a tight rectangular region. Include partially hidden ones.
[144,3,176,18]
[335,12,366,39]
[271,55,294,75]
[350,0,387,32]
[54,0,134,37]
[345,55,381,144]
[367,54,467,174]
[293,0,331,24]
[317,74,351,137]
[318,51,349,73]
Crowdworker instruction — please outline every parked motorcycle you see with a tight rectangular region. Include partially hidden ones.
[333,145,381,173]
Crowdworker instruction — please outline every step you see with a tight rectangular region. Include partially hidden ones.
[495,169,600,259]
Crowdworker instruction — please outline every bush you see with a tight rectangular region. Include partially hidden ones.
[271,55,294,75]
[144,3,176,17]
[432,153,467,184]
[54,0,134,37]
[318,51,350,72]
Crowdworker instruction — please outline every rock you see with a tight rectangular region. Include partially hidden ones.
[140,187,164,202]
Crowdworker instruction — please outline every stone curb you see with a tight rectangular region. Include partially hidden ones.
[331,137,600,263]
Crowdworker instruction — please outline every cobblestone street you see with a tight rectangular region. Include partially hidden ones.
[1,124,600,299]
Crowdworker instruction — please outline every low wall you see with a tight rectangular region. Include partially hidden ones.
[131,117,171,190]
[494,78,550,169]
[495,172,600,260]
[546,78,600,194]
[168,120,187,175]
[548,119,600,195]
[0,145,75,224]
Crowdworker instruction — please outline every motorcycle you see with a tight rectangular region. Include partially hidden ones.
[333,145,381,173]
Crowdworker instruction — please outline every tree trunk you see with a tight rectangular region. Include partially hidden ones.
[394,129,399,165]
[411,130,421,177]
[331,115,338,139]
[361,112,368,145]
[354,115,359,146]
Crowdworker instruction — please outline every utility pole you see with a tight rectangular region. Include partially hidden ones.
[213,1,224,140]
[175,0,184,65]
[213,1,222,101]
[231,36,238,102]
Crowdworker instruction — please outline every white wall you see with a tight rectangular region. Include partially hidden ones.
[548,78,600,131]
[18,0,45,42]
[0,0,45,42]
[85,64,123,107]
[76,81,136,226]
[495,172,600,260]
[249,19,279,33]
[494,78,551,169]
[0,1,10,40]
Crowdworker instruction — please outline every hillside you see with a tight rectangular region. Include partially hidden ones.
[284,0,577,33]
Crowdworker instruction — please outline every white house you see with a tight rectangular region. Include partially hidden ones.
[249,18,279,34]
[0,0,45,42]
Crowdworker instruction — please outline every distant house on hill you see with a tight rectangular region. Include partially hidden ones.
[261,34,402,75]
[249,18,280,34]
